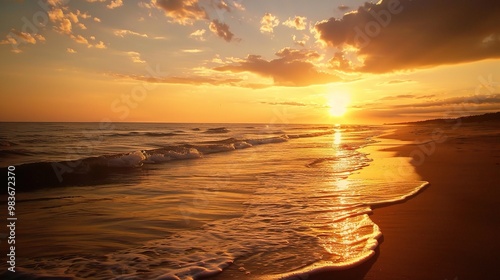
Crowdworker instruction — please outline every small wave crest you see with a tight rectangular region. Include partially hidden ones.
[0,140,18,147]
[108,131,178,138]
[204,127,230,134]
[0,148,32,156]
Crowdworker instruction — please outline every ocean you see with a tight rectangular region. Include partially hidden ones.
[0,122,427,280]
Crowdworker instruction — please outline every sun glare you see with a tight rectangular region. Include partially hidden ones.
[328,92,350,117]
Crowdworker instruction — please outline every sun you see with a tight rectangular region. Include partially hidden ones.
[328,92,350,117]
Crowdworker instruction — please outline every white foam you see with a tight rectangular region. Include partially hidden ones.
[166,148,202,159]
[145,154,173,163]
[234,141,253,149]
[106,151,146,167]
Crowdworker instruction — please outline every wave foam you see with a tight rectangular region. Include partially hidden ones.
[107,151,147,167]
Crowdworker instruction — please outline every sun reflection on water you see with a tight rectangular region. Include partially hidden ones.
[333,126,342,146]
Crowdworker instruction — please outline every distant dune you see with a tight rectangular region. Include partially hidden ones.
[386,112,500,125]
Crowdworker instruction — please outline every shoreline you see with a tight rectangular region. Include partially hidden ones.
[365,123,500,280]
[306,122,500,280]
[213,127,431,280]
[298,127,427,280]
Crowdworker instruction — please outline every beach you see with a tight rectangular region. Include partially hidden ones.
[307,121,500,280]
[2,0,500,279]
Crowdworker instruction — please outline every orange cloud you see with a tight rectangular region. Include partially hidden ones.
[316,0,500,73]
[292,34,309,47]
[190,29,206,41]
[110,72,269,88]
[354,93,500,120]
[153,0,207,25]
[337,5,350,12]
[0,30,46,53]
[209,20,236,42]
[260,13,279,34]
[126,51,145,63]
[114,29,148,38]
[107,0,123,9]
[94,41,107,49]
[214,48,341,86]
[283,16,307,30]
[44,3,106,50]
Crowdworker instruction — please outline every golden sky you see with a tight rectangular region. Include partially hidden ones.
[0,0,499,124]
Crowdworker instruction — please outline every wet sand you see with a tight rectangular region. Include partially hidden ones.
[307,122,500,280]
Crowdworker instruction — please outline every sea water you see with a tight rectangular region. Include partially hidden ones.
[0,123,427,279]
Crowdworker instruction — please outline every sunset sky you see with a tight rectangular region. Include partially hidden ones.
[0,0,499,124]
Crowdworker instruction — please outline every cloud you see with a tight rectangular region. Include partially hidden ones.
[282,16,307,30]
[110,72,263,88]
[107,0,123,9]
[1,1,106,53]
[292,34,309,46]
[35,34,46,43]
[315,0,500,73]
[59,18,72,34]
[47,4,104,48]
[213,0,230,13]
[13,31,38,44]
[206,0,245,20]
[232,1,245,11]
[49,8,73,34]
[70,34,89,45]
[190,29,206,41]
[114,29,148,38]
[94,17,101,22]
[138,1,153,9]
[113,29,164,40]
[261,101,307,107]
[67,11,79,23]
[377,94,417,100]
[353,93,500,121]
[47,0,66,6]
[49,8,92,35]
[337,5,350,12]
[209,19,235,42]
[261,101,329,109]
[416,94,436,99]
[144,0,238,41]
[0,30,46,51]
[357,93,500,119]
[66,48,77,53]
[48,7,64,21]
[182,49,203,53]
[391,94,500,109]
[386,79,413,84]
[378,79,414,85]
[214,48,341,87]
[260,13,279,34]
[153,0,207,25]
[95,41,107,49]
[67,35,104,48]
[275,47,323,62]
[127,51,145,63]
